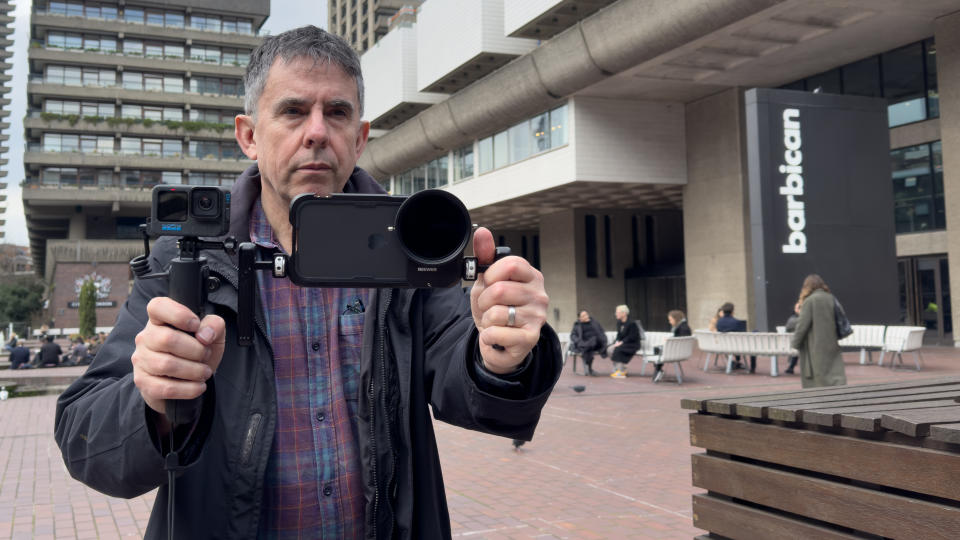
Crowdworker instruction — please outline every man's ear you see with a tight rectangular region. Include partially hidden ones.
[355,120,370,157]
[235,114,257,160]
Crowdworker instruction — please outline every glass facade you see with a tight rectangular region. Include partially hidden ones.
[477,104,568,174]
[782,38,938,128]
[890,141,944,234]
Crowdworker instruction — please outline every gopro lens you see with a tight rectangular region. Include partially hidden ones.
[191,188,221,219]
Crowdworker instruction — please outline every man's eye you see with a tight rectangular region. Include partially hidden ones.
[284,108,302,115]
[330,109,348,117]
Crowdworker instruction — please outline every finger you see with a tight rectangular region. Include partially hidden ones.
[473,227,495,266]
[480,304,534,330]
[133,348,213,382]
[137,323,208,362]
[146,297,201,333]
[196,314,226,372]
[482,256,541,286]
[134,369,207,403]
[478,327,538,364]
[476,279,549,317]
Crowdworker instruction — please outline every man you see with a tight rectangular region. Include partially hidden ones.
[39,335,62,367]
[54,26,561,539]
[715,302,754,373]
[8,345,30,370]
[609,305,640,379]
[568,310,607,376]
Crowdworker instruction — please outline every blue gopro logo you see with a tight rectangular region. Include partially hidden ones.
[161,224,182,231]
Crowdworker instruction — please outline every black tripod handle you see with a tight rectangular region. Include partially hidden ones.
[165,257,208,427]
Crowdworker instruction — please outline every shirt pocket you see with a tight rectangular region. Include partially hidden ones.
[339,312,365,407]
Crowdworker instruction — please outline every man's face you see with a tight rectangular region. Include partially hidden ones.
[616,309,627,322]
[578,311,590,323]
[668,315,677,327]
[237,57,369,210]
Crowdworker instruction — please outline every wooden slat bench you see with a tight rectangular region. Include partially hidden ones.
[684,376,960,539]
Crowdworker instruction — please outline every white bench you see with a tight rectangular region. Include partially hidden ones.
[640,336,695,384]
[879,326,926,370]
[695,331,797,377]
[839,324,887,364]
[560,329,669,375]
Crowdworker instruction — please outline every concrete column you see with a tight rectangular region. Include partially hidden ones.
[682,88,754,330]
[68,212,86,240]
[539,209,578,332]
[934,13,960,346]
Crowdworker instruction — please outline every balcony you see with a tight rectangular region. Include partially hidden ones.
[505,0,617,39]
[31,12,264,48]
[24,112,236,141]
[24,144,251,173]
[30,46,246,78]
[28,77,244,109]
[416,0,537,94]
[361,25,445,130]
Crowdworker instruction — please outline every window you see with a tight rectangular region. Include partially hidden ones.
[165,12,185,28]
[884,42,926,127]
[842,57,881,97]
[806,68,841,94]
[124,39,144,56]
[162,171,183,184]
[164,75,183,93]
[604,215,612,278]
[162,139,181,157]
[531,112,549,153]
[124,7,144,24]
[189,140,221,159]
[191,14,221,32]
[452,144,474,182]
[585,215,598,278]
[145,41,163,58]
[492,131,508,169]
[426,156,447,189]
[508,120,531,163]
[925,38,939,119]
[890,141,944,233]
[146,10,164,26]
[549,105,567,147]
[120,137,141,155]
[164,107,183,121]
[164,43,184,59]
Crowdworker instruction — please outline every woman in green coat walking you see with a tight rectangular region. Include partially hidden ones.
[790,274,847,388]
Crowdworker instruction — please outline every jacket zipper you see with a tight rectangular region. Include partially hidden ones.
[370,288,393,539]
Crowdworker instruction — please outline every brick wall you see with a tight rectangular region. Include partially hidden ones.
[49,262,130,329]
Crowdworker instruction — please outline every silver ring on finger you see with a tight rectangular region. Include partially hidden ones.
[507,305,516,327]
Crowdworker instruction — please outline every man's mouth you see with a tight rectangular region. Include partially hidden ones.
[297,163,332,172]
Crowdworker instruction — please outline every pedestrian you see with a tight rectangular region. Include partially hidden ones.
[54,25,561,540]
[568,310,607,376]
[790,274,846,388]
[609,305,640,379]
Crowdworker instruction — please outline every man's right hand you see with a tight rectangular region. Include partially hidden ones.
[131,297,225,424]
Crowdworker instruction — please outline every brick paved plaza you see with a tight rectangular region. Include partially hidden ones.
[0,348,957,539]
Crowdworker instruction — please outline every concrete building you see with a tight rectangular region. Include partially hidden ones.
[23,0,268,328]
[0,2,14,239]
[354,0,960,345]
[328,0,424,54]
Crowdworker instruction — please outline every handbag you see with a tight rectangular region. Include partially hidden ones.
[834,298,853,339]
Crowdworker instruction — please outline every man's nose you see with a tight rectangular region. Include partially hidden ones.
[303,109,328,148]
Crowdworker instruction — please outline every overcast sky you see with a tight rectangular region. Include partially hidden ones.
[0,0,328,246]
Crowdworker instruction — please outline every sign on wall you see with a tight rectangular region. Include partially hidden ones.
[745,88,899,330]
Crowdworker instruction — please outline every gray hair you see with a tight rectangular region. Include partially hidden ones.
[616,304,629,315]
[243,25,364,118]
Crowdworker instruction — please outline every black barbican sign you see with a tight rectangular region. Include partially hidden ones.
[745,88,899,331]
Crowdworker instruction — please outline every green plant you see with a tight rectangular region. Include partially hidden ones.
[78,279,97,338]
[83,115,102,124]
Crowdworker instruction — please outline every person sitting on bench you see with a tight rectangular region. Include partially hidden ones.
[716,302,755,373]
[569,310,607,376]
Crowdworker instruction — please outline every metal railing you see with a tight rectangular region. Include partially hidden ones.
[33,9,257,36]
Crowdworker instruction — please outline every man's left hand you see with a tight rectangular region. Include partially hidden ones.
[470,227,549,374]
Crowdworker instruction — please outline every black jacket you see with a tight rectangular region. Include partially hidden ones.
[54,165,562,540]
[569,318,607,352]
[614,318,640,355]
[40,341,62,365]
[672,320,691,337]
